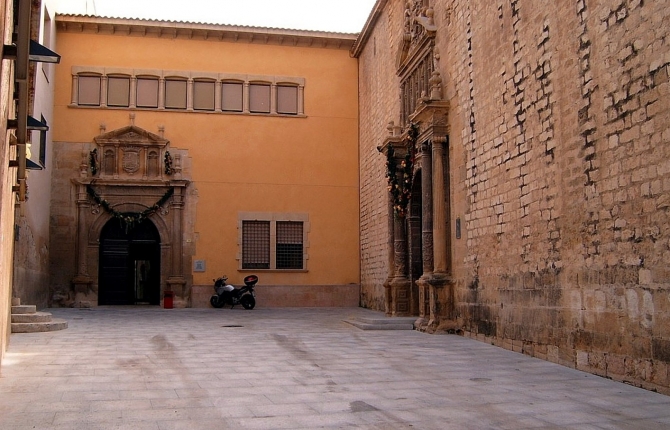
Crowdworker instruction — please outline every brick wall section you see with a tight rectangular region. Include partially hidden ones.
[358,2,404,310]
[358,0,670,393]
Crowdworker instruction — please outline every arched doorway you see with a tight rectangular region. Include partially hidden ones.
[98,217,161,305]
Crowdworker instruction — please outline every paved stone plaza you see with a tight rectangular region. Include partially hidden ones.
[1,307,669,429]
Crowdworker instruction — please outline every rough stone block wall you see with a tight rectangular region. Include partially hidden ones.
[358,2,404,311]
[358,0,670,393]
[48,141,84,305]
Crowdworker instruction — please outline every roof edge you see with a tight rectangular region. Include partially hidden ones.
[350,0,387,58]
[55,14,359,49]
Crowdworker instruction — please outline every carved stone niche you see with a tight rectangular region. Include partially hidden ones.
[93,125,170,181]
[397,0,444,127]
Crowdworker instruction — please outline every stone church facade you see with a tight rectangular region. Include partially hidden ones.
[355,0,670,394]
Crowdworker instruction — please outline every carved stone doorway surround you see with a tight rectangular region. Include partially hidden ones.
[70,125,192,307]
[379,0,455,331]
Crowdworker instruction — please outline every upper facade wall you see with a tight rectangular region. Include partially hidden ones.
[51,17,360,290]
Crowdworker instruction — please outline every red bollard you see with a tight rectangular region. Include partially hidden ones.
[164,291,174,309]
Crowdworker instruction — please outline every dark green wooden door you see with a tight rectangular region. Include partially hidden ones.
[99,218,160,305]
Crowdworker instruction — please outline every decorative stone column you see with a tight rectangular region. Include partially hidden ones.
[415,140,433,328]
[427,135,451,328]
[166,184,187,301]
[384,192,394,314]
[72,181,92,302]
[379,124,411,317]
[388,206,411,316]
[408,101,453,331]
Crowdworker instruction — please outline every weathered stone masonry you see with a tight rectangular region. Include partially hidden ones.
[356,0,670,394]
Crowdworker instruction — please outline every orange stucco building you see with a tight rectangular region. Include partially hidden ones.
[47,15,361,307]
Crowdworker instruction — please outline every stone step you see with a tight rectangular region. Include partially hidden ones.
[344,316,416,331]
[11,305,36,315]
[11,319,68,333]
[12,311,53,324]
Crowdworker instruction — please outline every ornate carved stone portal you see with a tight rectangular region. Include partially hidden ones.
[379,0,454,331]
[70,125,193,307]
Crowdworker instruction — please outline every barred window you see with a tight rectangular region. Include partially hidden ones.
[239,214,307,270]
[276,221,303,269]
[242,221,270,269]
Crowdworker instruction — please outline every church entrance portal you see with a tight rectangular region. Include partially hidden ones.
[99,218,161,305]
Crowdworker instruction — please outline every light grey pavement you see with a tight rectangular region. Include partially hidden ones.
[1,307,669,429]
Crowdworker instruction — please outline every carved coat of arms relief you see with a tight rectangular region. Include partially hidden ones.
[122,147,141,174]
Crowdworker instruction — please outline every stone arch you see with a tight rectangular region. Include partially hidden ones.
[88,207,171,247]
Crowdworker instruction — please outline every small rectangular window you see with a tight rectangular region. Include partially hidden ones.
[276,221,303,269]
[78,75,101,106]
[277,85,298,114]
[249,83,270,113]
[107,77,130,107]
[242,221,271,269]
[136,78,159,108]
[165,79,187,109]
[221,82,243,112]
[193,81,215,111]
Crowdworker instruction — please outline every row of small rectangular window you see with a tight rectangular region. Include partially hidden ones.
[76,75,300,114]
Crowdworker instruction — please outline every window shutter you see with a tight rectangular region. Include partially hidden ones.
[107,77,130,107]
[136,78,159,108]
[78,75,101,106]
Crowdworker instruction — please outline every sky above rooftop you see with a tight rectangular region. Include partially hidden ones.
[54,0,378,33]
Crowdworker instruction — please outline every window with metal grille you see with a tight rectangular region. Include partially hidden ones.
[242,221,270,269]
[276,221,303,269]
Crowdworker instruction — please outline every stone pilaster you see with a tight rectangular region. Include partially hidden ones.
[416,141,433,327]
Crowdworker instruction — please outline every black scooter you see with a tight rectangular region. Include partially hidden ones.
[210,275,258,310]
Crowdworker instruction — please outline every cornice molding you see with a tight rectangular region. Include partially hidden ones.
[55,14,358,50]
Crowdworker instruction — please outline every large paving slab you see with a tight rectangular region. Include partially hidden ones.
[0,307,669,429]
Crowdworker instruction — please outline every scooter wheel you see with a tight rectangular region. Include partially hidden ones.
[240,295,255,310]
[210,295,224,308]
